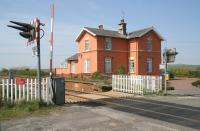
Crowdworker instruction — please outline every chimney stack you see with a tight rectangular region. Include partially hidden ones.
[118,19,127,35]
[98,25,104,30]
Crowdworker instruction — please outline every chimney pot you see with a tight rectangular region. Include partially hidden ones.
[118,19,127,35]
[121,19,125,23]
[98,25,103,30]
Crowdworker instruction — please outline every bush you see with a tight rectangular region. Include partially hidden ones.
[0,68,49,77]
[188,70,200,78]
[117,64,126,74]
[91,72,104,80]
[192,80,200,88]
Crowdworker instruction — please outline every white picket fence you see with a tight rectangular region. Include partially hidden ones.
[0,77,53,103]
[112,75,162,95]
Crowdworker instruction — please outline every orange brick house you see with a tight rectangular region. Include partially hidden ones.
[56,19,164,76]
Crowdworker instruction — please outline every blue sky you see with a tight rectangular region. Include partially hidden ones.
[0,0,200,69]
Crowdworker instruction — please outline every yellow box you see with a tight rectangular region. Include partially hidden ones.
[166,73,170,80]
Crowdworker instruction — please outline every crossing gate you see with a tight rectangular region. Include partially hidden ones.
[0,77,53,103]
[112,75,162,95]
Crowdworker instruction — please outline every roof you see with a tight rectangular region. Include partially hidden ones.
[76,27,126,41]
[128,27,165,40]
[66,53,78,61]
[75,26,164,41]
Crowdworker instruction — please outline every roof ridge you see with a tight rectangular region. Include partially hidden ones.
[84,27,119,33]
[129,26,154,34]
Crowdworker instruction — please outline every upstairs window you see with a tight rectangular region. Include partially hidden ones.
[84,39,89,51]
[147,38,153,51]
[84,59,90,73]
[147,58,152,73]
[105,57,112,73]
[105,37,112,50]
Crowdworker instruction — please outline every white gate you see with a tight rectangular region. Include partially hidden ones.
[0,77,53,103]
[112,75,162,95]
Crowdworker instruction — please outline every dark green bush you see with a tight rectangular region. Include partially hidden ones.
[117,64,126,74]
[192,80,200,88]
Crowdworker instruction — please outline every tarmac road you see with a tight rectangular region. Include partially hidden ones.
[1,96,200,131]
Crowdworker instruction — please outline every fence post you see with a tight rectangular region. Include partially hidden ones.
[42,78,45,100]
[19,84,21,101]
[23,84,25,100]
[15,79,17,101]
[35,78,37,100]
[31,79,33,101]
[46,77,49,103]
[6,79,9,100]
[160,76,162,91]
[26,79,29,101]
[2,79,5,100]
[10,79,13,102]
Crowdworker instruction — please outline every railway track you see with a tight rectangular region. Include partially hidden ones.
[66,89,200,129]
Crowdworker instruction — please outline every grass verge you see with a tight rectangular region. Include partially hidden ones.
[144,90,167,96]
[0,100,58,121]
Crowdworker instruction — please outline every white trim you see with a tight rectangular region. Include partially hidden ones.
[75,27,96,42]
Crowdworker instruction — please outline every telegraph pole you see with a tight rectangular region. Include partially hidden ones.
[36,18,42,101]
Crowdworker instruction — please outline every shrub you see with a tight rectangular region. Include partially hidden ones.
[91,72,104,80]
[117,64,126,74]
[192,80,200,88]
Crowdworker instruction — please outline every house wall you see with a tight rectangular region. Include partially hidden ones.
[55,61,78,76]
[129,38,139,74]
[97,36,129,74]
[137,30,161,75]
[56,30,162,76]
[76,32,98,74]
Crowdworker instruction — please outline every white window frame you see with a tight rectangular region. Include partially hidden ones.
[147,58,152,73]
[105,37,112,50]
[147,37,153,51]
[70,62,75,74]
[84,39,89,51]
[84,59,90,73]
[105,57,112,73]
[129,57,134,73]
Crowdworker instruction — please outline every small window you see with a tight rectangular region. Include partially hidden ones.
[147,58,152,73]
[84,39,89,51]
[105,37,112,50]
[105,57,112,73]
[84,59,90,73]
[147,38,153,51]
[129,57,134,73]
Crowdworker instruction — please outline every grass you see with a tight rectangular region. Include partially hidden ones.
[144,90,167,96]
[0,100,58,121]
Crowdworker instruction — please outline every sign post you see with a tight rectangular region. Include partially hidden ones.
[36,18,42,101]
[162,48,178,94]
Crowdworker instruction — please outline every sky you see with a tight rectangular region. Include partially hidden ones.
[0,0,200,69]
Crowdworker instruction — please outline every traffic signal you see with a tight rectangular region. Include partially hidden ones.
[163,48,178,63]
[7,21,35,42]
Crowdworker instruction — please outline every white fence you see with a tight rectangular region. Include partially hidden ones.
[112,75,162,95]
[0,77,53,103]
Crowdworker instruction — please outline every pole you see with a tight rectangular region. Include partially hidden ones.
[50,3,54,77]
[164,48,167,94]
[36,18,42,101]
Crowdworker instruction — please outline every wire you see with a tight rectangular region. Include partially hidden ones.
[40,29,45,39]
